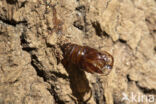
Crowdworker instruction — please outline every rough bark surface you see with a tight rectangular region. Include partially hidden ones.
[0,0,155,104]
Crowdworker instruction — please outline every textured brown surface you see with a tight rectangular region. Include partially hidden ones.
[0,0,155,104]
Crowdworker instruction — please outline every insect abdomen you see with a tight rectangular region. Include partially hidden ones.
[62,43,85,66]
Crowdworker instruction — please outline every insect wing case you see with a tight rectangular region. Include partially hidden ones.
[62,43,114,75]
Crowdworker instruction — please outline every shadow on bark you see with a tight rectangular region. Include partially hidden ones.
[64,64,92,103]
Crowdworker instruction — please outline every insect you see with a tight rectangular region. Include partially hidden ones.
[61,43,114,75]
